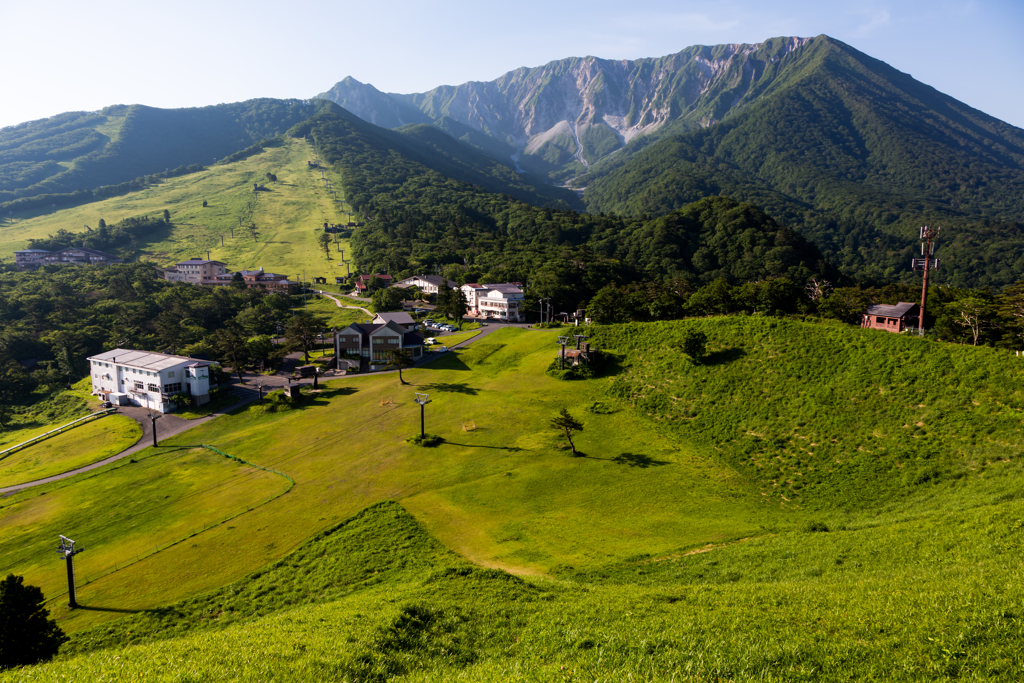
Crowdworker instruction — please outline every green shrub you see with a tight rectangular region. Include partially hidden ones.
[406,433,444,447]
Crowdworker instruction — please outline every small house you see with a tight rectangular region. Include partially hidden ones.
[861,302,918,333]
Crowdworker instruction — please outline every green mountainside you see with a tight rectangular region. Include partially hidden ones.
[581,37,1024,287]
[0,99,317,212]
[291,101,577,210]
[299,102,832,309]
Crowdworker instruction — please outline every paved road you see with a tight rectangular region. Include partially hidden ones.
[0,386,258,496]
[0,321,542,496]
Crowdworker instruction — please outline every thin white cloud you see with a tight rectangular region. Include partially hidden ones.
[854,9,891,36]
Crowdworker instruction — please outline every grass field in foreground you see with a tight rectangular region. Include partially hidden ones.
[4,327,774,634]
[0,446,288,618]
[5,317,1024,676]
[0,415,140,488]
[0,137,352,283]
[10,498,1023,681]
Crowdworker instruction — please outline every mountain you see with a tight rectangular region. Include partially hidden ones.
[317,37,819,179]
[0,99,318,213]
[290,101,578,211]
[319,35,1024,287]
[580,36,1024,286]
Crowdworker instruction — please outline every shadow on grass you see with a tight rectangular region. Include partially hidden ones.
[445,442,524,452]
[417,382,480,395]
[703,347,747,366]
[76,604,146,614]
[572,451,672,468]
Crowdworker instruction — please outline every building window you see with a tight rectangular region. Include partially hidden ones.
[168,371,175,378]
[134,382,144,391]
[163,383,182,393]
[147,383,159,392]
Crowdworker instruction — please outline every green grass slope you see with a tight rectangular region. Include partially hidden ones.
[12,495,1024,681]
[0,136,353,281]
[2,328,771,635]
[590,316,1024,510]
[4,321,1024,680]
[0,100,317,208]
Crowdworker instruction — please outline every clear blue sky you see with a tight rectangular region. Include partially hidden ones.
[1,0,1022,129]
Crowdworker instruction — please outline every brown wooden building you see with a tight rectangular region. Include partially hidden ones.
[861,302,918,333]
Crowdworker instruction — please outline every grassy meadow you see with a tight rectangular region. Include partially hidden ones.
[0,415,140,488]
[1,319,1023,679]
[0,137,353,282]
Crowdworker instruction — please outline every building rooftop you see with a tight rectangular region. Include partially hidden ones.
[865,302,917,318]
[177,258,226,266]
[89,348,210,371]
[53,246,121,259]
[373,312,416,326]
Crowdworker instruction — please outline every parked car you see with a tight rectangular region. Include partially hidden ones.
[439,346,448,352]
[425,338,437,345]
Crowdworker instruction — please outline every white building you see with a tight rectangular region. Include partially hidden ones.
[461,283,526,322]
[159,258,228,284]
[392,274,458,295]
[88,349,212,414]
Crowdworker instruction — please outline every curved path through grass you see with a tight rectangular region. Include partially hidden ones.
[0,322,534,497]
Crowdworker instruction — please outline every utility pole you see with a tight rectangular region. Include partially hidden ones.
[56,536,83,608]
[912,226,941,336]
[414,393,431,439]
[148,412,161,447]
[557,336,569,370]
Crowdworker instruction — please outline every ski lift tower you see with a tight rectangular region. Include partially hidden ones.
[556,336,570,369]
[413,393,431,439]
[911,226,941,336]
[56,535,83,608]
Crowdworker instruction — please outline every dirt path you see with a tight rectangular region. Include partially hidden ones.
[319,292,371,317]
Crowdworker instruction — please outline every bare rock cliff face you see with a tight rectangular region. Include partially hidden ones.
[316,36,815,176]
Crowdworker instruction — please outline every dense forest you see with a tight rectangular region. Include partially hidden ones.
[0,263,296,421]
[303,106,834,313]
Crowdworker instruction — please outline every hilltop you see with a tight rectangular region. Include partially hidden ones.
[1,320,1022,679]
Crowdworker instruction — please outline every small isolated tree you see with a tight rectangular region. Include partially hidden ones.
[97,218,106,229]
[162,209,171,223]
[679,329,708,362]
[202,199,208,208]
[318,232,332,260]
[386,348,414,385]
[286,312,325,364]
[551,408,584,456]
[0,574,68,669]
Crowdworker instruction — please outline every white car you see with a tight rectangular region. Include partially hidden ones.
[439,346,449,352]
[425,337,437,345]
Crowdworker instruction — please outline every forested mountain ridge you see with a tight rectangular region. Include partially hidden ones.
[579,36,1024,287]
[0,99,318,212]
[299,103,832,314]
